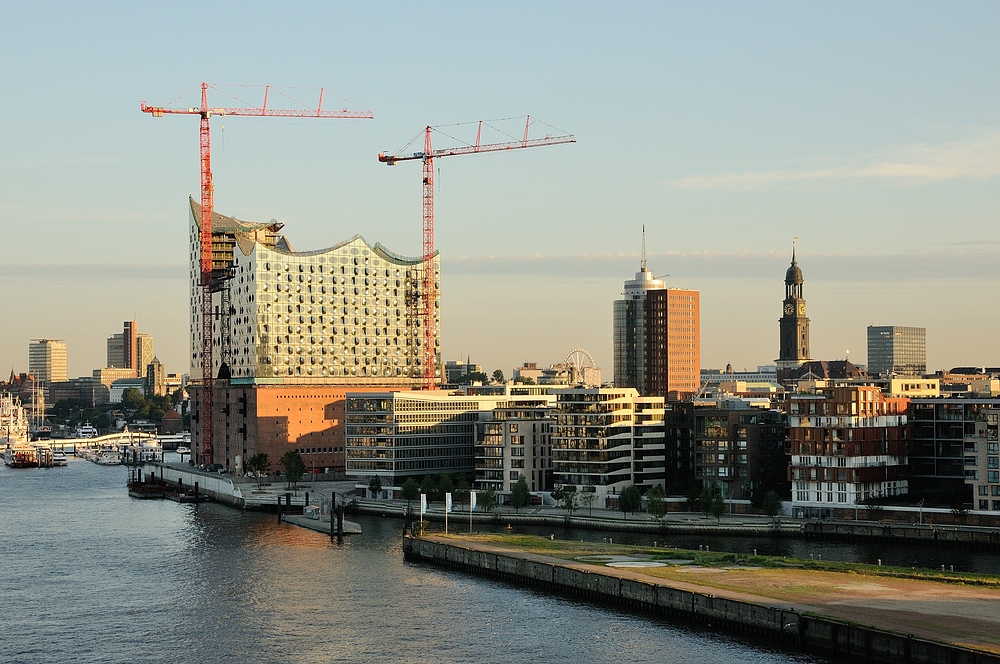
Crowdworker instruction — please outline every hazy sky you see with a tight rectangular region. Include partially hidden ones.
[2,2,998,379]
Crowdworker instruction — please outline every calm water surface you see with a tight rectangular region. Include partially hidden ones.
[0,459,830,664]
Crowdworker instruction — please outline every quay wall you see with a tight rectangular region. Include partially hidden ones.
[142,463,245,508]
[804,521,1000,548]
[402,536,1000,664]
[352,502,798,536]
[353,501,1000,547]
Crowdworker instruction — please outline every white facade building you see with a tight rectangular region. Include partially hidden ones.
[188,199,439,386]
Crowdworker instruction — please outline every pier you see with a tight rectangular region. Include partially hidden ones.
[403,535,1000,664]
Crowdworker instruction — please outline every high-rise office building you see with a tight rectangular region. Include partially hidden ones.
[867,326,926,376]
[107,334,125,369]
[613,235,700,400]
[646,288,700,399]
[136,333,154,374]
[107,323,153,376]
[28,339,67,385]
[123,320,138,370]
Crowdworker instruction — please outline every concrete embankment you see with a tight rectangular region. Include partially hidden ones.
[354,501,1000,546]
[352,501,799,536]
[805,521,1000,548]
[139,463,315,511]
[402,536,1000,664]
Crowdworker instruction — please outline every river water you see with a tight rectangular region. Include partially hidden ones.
[2,458,836,663]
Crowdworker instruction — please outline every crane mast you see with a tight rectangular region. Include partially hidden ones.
[141,83,372,467]
[379,117,575,389]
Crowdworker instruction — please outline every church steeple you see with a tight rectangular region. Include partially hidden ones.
[777,239,810,368]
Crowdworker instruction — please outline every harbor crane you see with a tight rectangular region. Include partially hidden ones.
[378,117,575,389]
[140,83,373,467]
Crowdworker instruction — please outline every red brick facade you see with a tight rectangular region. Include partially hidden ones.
[192,383,405,473]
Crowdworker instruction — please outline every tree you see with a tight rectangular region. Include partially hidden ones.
[698,486,714,516]
[492,369,505,384]
[552,484,578,514]
[245,453,271,489]
[510,476,530,513]
[646,485,666,520]
[762,490,782,520]
[711,493,726,521]
[400,478,420,513]
[580,490,598,516]
[686,486,701,512]
[480,486,497,513]
[437,474,454,501]
[419,475,437,502]
[368,475,383,500]
[864,493,885,521]
[513,376,535,385]
[278,450,306,489]
[618,484,642,519]
[121,388,145,412]
[454,475,471,505]
[455,371,489,385]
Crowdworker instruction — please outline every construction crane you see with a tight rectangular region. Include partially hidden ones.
[140,82,373,468]
[378,116,575,389]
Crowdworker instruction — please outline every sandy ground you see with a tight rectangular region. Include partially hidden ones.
[428,535,1000,654]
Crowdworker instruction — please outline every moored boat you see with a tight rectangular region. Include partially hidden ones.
[1,393,30,448]
[94,447,121,466]
[74,423,99,438]
[51,451,68,466]
[4,443,38,468]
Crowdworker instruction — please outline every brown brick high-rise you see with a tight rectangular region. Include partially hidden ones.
[646,288,700,401]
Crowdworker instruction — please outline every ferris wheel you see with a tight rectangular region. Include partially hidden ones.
[565,348,598,386]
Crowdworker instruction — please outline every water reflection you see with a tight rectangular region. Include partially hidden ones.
[1,463,828,664]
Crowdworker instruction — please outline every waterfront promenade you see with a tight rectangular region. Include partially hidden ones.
[355,497,1000,548]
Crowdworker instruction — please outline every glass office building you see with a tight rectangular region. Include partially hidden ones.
[867,326,926,376]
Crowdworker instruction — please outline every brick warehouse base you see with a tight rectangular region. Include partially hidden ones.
[190,383,405,473]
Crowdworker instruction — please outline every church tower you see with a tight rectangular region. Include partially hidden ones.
[776,243,810,370]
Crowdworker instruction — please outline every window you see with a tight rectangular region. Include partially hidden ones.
[994,500,1000,511]
[509,471,520,480]
[989,457,1000,469]
[990,471,1000,483]
[993,486,1000,497]
[980,485,990,496]
[980,500,989,510]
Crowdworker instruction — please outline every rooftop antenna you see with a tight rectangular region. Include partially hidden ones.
[641,225,647,271]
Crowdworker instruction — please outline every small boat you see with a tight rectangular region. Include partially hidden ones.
[74,423,99,439]
[176,446,191,455]
[51,451,68,466]
[94,448,121,466]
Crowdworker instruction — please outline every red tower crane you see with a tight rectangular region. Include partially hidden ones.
[378,117,575,389]
[141,83,373,467]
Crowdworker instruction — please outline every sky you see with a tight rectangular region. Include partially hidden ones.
[1,2,998,379]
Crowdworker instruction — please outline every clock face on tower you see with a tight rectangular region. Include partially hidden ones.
[784,303,794,315]
[798,303,806,316]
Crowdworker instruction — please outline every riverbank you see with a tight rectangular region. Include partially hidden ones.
[403,533,1000,662]
[354,498,1000,548]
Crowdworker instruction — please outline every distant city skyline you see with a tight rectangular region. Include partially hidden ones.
[2,3,998,379]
